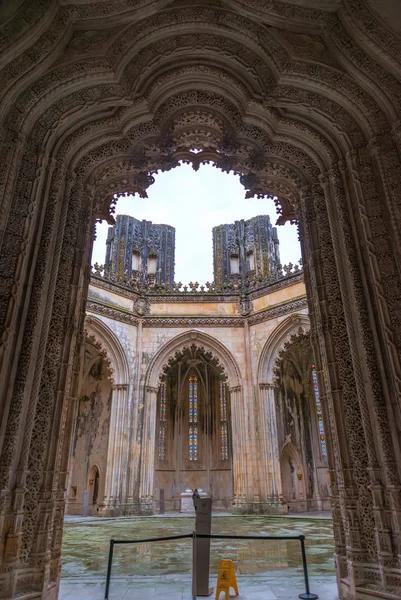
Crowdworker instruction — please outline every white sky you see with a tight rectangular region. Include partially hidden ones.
[92,163,301,285]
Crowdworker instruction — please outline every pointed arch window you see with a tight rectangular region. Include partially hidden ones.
[312,361,327,457]
[158,382,167,461]
[219,381,229,461]
[189,376,198,461]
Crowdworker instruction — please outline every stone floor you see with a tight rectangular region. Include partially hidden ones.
[61,514,337,599]
[60,575,338,599]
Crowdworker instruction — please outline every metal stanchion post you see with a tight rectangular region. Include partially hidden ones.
[298,535,318,599]
[192,531,197,600]
[105,539,115,600]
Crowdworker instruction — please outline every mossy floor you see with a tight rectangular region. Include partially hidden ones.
[61,515,335,580]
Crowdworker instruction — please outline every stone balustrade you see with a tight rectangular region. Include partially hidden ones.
[91,260,303,295]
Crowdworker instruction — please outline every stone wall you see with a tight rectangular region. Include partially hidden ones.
[65,275,328,516]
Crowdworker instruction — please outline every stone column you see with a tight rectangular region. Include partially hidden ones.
[102,383,129,516]
[229,385,252,512]
[138,385,158,514]
[258,383,283,512]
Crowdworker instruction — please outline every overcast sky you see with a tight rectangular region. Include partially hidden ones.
[92,163,301,285]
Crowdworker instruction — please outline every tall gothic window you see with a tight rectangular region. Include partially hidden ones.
[219,381,229,461]
[189,376,198,461]
[158,382,167,461]
[312,361,327,457]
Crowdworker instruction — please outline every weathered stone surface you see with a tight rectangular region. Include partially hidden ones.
[1,1,401,597]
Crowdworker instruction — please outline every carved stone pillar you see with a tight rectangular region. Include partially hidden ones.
[101,384,130,516]
[299,185,349,587]
[258,383,284,512]
[229,385,252,512]
[138,385,159,514]
[320,166,397,573]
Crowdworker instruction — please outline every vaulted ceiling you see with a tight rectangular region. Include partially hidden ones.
[1,0,400,223]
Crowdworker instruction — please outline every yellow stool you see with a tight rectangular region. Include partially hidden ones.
[215,559,239,600]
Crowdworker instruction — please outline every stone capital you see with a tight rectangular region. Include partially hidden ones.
[146,385,159,394]
[259,382,277,390]
[112,383,128,391]
[229,385,241,394]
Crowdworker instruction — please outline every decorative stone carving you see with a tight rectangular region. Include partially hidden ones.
[1,0,401,597]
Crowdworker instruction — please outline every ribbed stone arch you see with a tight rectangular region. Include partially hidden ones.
[1,2,401,597]
[257,314,310,385]
[140,330,246,513]
[146,329,242,391]
[85,316,129,386]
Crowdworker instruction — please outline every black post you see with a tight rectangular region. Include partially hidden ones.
[105,538,115,600]
[298,535,318,599]
[192,531,197,600]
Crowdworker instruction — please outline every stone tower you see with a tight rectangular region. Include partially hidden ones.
[212,215,280,287]
[104,215,175,285]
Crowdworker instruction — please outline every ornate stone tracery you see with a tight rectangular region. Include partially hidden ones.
[0,0,401,598]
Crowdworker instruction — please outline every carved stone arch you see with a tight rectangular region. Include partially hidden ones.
[84,315,130,385]
[280,441,306,507]
[272,328,313,384]
[88,463,100,487]
[83,330,114,382]
[280,440,303,466]
[140,330,245,513]
[2,2,401,597]
[257,314,310,385]
[146,330,242,390]
[87,464,101,506]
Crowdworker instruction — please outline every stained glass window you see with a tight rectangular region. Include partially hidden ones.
[312,361,327,457]
[219,381,229,461]
[158,382,167,461]
[189,376,198,461]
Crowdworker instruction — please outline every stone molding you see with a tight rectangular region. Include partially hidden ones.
[148,294,239,303]
[145,385,159,394]
[86,297,306,328]
[89,271,303,305]
[86,301,139,326]
[229,385,242,393]
[142,316,245,327]
[90,275,138,300]
[248,298,308,325]
[249,273,304,300]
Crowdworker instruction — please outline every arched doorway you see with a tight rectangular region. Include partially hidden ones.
[280,444,306,513]
[154,346,233,511]
[88,465,100,511]
[1,3,401,598]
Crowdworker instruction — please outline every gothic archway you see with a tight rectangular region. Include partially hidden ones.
[257,314,311,386]
[84,316,130,386]
[88,465,100,506]
[1,3,401,598]
[273,330,331,513]
[141,330,246,513]
[280,443,306,513]
[154,345,234,511]
[66,316,131,517]
[255,315,310,509]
